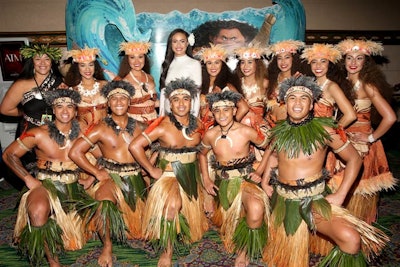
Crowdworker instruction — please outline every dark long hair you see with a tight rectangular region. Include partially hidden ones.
[339,56,393,126]
[117,54,151,78]
[64,60,105,87]
[266,53,310,99]
[159,28,194,89]
[201,60,243,95]
[235,58,268,91]
[18,58,62,80]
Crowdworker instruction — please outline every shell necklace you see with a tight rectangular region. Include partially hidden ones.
[214,121,234,148]
[78,81,100,97]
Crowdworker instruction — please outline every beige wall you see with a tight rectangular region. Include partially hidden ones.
[0,0,399,84]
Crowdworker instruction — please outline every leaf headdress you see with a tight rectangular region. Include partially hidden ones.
[20,43,62,61]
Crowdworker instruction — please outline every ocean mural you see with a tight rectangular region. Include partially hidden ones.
[65,0,305,90]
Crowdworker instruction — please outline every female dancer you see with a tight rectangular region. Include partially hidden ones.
[199,43,249,129]
[235,45,269,126]
[65,46,108,131]
[301,43,356,127]
[159,28,201,117]
[334,39,397,223]
[118,41,158,124]
[301,43,357,256]
[0,43,64,181]
[234,45,270,162]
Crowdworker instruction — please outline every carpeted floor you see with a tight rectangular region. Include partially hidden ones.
[0,126,399,267]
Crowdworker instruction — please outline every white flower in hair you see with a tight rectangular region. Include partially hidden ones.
[188,33,195,46]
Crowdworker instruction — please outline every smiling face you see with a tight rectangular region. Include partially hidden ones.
[286,92,313,123]
[239,59,256,77]
[169,93,191,118]
[128,53,145,71]
[53,101,76,124]
[310,58,329,78]
[345,52,366,75]
[206,59,223,78]
[171,32,189,57]
[108,94,130,116]
[78,61,95,80]
[33,54,52,76]
[212,106,237,128]
[276,52,293,73]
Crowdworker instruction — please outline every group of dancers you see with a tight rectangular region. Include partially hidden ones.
[0,27,397,267]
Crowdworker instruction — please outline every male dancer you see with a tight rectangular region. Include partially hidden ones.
[3,89,84,267]
[199,90,269,267]
[69,81,147,267]
[130,78,208,267]
[262,76,388,267]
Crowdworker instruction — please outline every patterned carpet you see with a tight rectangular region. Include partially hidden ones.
[0,128,399,267]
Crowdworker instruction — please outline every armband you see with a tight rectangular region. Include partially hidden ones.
[142,132,152,145]
[255,136,269,148]
[200,141,212,149]
[368,134,375,143]
[16,137,30,151]
[333,140,351,154]
[81,135,95,149]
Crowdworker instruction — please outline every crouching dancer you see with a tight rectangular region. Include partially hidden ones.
[130,78,208,267]
[69,81,147,267]
[262,76,389,267]
[2,89,84,267]
[199,90,269,267]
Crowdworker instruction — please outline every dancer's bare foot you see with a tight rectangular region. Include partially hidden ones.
[234,250,249,267]
[98,242,113,267]
[157,250,172,267]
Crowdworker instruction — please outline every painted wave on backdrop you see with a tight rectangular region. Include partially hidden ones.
[65,0,305,90]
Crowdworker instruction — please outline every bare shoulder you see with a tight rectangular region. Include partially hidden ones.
[146,73,155,83]
[7,79,32,95]
[30,125,52,143]
[86,120,109,138]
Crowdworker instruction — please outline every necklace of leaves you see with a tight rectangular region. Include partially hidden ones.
[215,120,234,148]
[47,119,80,149]
[270,112,336,158]
[104,116,136,144]
[168,112,198,141]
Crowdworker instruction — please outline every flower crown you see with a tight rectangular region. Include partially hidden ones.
[119,41,151,55]
[20,43,62,61]
[301,43,341,64]
[270,40,305,56]
[67,46,99,63]
[198,44,228,63]
[235,45,267,60]
[336,39,383,56]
